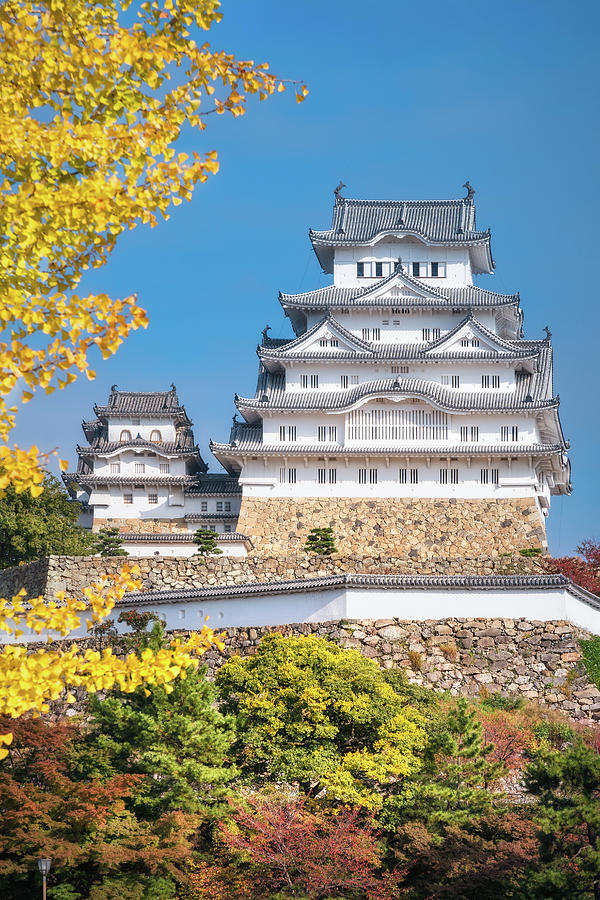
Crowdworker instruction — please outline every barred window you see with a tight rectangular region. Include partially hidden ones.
[399,468,407,484]
[150,430,162,442]
[134,463,145,474]
[159,463,169,473]
[148,493,158,505]
[410,468,419,484]
[391,366,409,375]
[216,501,223,512]
[201,501,207,512]
[120,430,132,442]
[279,468,297,484]
[110,462,120,473]
[123,494,133,504]
[225,501,231,512]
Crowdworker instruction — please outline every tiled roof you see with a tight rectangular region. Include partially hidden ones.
[184,513,239,521]
[120,532,250,543]
[95,386,191,421]
[63,473,198,486]
[185,475,242,496]
[312,198,487,244]
[77,439,200,456]
[280,269,518,310]
[237,369,555,418]
[211,440,567,457]
[120,573,600,609]
[259,314,539,365]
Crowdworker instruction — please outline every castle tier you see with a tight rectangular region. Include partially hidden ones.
[63,386,248,555]
[211,189,571,557]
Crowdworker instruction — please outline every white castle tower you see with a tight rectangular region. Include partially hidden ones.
[64,386,248,556]
[211,185,571,557]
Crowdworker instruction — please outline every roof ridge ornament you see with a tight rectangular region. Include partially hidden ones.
[543,325,552,342]
[333,180,346,203]
[463,180,475,202]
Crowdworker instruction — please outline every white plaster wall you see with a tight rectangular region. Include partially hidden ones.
[93,450,188,477]
[238,455,539,499]
[107,417,177,443]
[304,309,498,339]
[6,585,599,644]
[120,539,248,558]
[333,244,473,287]
[282,363,518,393]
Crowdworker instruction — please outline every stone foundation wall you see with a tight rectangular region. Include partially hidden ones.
[0,553,539,602]
[93,518,188,534]
[40,618,600,721]
[237,497,547,557]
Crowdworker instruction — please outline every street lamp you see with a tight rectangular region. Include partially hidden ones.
[37,858,51,900]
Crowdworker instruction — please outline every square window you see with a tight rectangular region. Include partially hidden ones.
[201,500,207,512]
[160,463,169,473]
[350,375,359,385]
[134,462,145,474]
[110,462,120,473]
[123,494,133,504]
[216,501,223,512]
[224,525,232,533]
[148,493,158,504]
[225,501,231,512]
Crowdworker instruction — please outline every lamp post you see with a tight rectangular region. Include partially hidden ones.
[37,858,51,900]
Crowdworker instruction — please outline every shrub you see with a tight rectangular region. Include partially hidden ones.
[303,527,337,556]
[407,650,424,671]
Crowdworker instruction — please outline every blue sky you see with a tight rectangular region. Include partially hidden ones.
[13,0,599,555]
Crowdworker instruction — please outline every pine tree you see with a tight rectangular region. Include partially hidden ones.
[92,525,128,557]
[383,697,504,831]
[304,527,337,556]
[73,621,236,822]
[193,528,223,558]
[522,740,600,899]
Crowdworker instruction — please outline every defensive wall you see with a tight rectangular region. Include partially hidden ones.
[235,497,547,556]
[0,551,540,602]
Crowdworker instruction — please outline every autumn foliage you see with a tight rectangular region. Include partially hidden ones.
[542,538,600,596]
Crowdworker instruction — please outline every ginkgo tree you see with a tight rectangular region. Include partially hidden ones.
[0,0,306,753]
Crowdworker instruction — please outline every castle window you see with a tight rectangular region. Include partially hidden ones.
[148,493,158,504]
[120,429,132,442]
[216,501,223,512]
[123,493,133,504]
[150,430,162,442]
[433,329,441,340]
[480,468,499,485]
[391,308,410,314]
[431,262,439,277]
[280,468,296,484]
[471,339,480,347]
[422,328,431,341]
[201,501,208,512]
[131,417,140,426]
[340,375,349,389]
[110,462,120,473]
[391,366,409,375]
[441,375,460,388]
[329,425,337,442]
[134,463,145,474]
[501,425,519,441]
[160,463,169,473]
[411,468,419,484]
[224,501,231,512]
[375,262,383,277]
[461,338,469,347]
[382,319,389,326]
[471,426,479,441]
[288,468,296,484]
[301,374,318,389]
[399,468,407,484]
[224,524,232,532]
[400,467,419,484]
[440,467,459,484]
[372,327,381,341]
[357,262,365,277]
[482,375,501,389]
[280,425,296,441]
[358,467,378,485]
[362,328,370,341]
[318,467,326,485]
[412,262,422,277]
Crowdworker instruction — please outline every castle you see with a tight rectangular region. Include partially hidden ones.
[66,184,571,562]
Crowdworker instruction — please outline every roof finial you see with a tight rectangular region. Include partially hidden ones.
[110,384,117,392]
[334,180,346,202]
[170,382,176,392]
[261,324,271,343]
[232,413,239,425]
[395,257,403,273]
[543,325,552,341]
[463,181,475,201]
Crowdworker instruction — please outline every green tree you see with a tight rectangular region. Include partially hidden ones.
[0,472,94,568]
[193,528,223,559]
[382,697,503,831]
[522,740,600,899]
[92,525,129,557]
[0,717,197,900]
[216,634,426,810]
[73,621,236,823]
[304,527,337,556]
